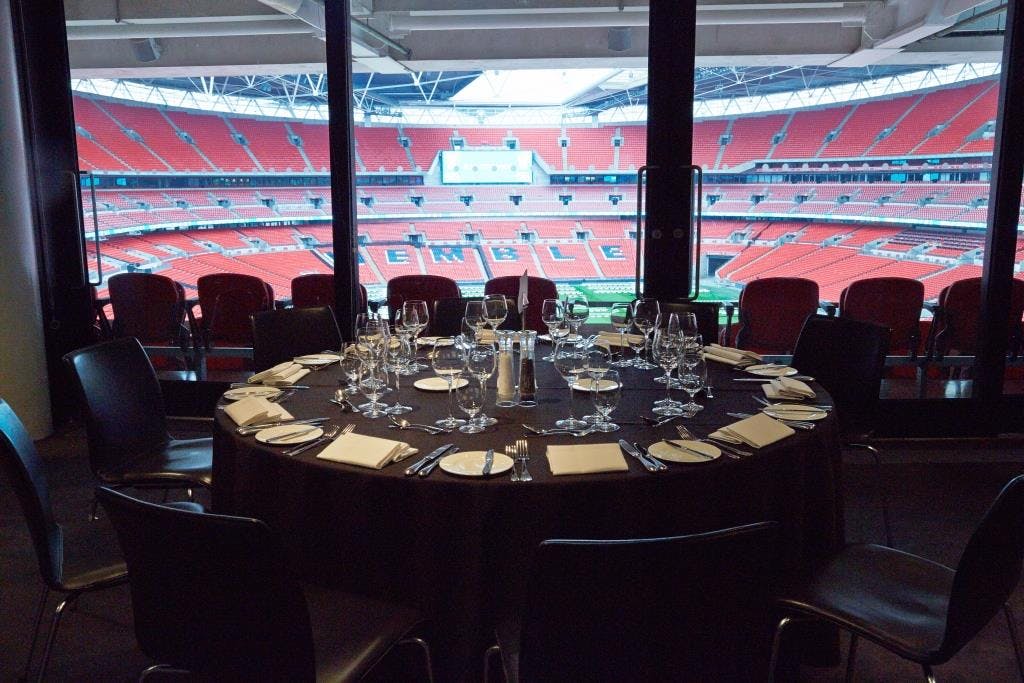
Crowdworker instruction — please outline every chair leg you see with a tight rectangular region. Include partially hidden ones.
[36,593,76,682]
[848,442,893,547]
[768,616,795,683]
[398,636,434,683]
[1005,602,1024,681]
[89,495,100,521]
[845,634,858,683]
[922,663,937,683]
[483,644,500,683]
[139,663,191,681]
[23,586,49,681]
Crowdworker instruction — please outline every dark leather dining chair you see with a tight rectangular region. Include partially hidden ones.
[433,297,521,337]
[0,398,128,682]
[386,274,461,335]
[96,486,434,681]
[484,276,558,332]
[251,306,342,372]
[731,277,820,354]
[485,522,779,682]
[791,314,892,545]
[770,475,1024,683]
[196,273,274,348]
[62,338,212,514]
[291,273,368,315]
[840,276,924,357]
[659,300,721,343]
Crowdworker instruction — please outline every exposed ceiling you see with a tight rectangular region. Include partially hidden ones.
[63,0,1006,79]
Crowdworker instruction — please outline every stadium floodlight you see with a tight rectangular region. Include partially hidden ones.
[130,38,163,63]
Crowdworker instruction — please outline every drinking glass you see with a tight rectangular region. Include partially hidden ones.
[465,341,498,427]
[358,363,388,419]
[338,352,361,395]
[627,327,647,367]
[384,333,413,415]
[483,294,508,331]
[654,313,682,385]
[465,299,487,333]
[403,300,429,370]
[553,342,588,430]
[679,356,707,416]
[456,383,486,433]
[590,369,621,432]
[541,298,564,361]
[681,312,699,339]
[609,302,634,367]
[565,296,590,337]
[632,298,661,370]
[652,329,685,415]
[432,345,467,429]
[581,344,611,423]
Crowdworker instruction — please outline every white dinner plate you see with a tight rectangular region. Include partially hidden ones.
[294,353,341,366]
[413,377,470,391]
[762,405,829,421]
[254,424,324,445]
[647,440,721,463]
[571,378,620,392]
[745,364,798,377]
[439,451,514,476]
[223,386,282,401]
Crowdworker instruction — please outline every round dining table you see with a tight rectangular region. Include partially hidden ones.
[212,342,844,681]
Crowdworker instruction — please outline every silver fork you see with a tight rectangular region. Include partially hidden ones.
[507,442,520,482]
[751,395,833,411]
[676,425,751,458]
[516,438,533,482]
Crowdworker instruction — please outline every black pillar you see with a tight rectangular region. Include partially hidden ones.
[643,0,696,301]
[976,0,1024,410]
[325,0,360,339]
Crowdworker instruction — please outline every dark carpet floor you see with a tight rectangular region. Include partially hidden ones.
[1,423,1022,681]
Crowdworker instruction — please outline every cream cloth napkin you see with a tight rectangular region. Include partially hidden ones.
[763,376,816,400]
[248,361,311,386]
[316,432,416,469]
[223,396,294,427]
[704,344,763,366]
[711,413,794,448]
[547,443,629,476]
[596,330,645,348]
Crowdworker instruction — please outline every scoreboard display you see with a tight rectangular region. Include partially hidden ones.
[440,150,533,184]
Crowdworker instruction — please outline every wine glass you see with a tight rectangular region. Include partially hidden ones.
[431,345,466,429]
[384,332,413,415]
[652,328,685,416]
[654,313,682,385]
[565,296,590,337]
[540,298,564,361]
[357,363,388,419]
[483,294,508,332]
[553,341,588,430]
[456,383,487,433]
[465,341,498,427]
[609,302,634,367]
[590,369,621,432]
[679,354,707,417]
[338,352,361,396]
[465,300,487,337]
[403,300,429,370]
[582,346,612,425]
[681,312,699,339]
[632,298,661,370]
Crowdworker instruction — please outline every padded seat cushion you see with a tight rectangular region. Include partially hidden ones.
[100,437,213,487]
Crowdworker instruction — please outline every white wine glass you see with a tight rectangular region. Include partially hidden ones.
[483,294,508,332]
[679,356,707,417]
[609,302,633,367]
[553,342,588,430]
[456,383,486,434]
[541,298,564,361]
[432,345,466,429]
[466,341,498,427]
[632,298,661,370]
[590,369,621,432]
[652,329,685,416]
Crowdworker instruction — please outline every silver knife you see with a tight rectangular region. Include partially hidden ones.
[663,440,714,460]
[405,444,455,476]
[635,442,668,471]
[419,447,458,477]
[263,425,321,444]
[482,448,495,475]
[236,417,328,435]
[618,440,659,473]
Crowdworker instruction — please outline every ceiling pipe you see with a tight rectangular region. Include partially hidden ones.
[388,6,867,32]
[66,20,314,40]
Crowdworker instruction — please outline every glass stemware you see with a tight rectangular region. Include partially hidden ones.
[540,298,564,361]
[679,354,707,417]
[464,300,487,338]
[456,383,487,433]
[384,333,413,415]
[403,300,430,370]
[581,344,611,423]
[681,312,699,339]
[553,341,588,430]
[431,345,467,429]
[483,294,508,332]
[632,298,661,370]
[338,352,361,395]
[465,341,498,427]
[652,329,685,416]
[565,296,590,337]
[357,363,388,419]
[590,369,621,432]
[654,313,682,385]
[609,302,634,367]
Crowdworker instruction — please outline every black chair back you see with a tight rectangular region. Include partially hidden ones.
[96,487,316,679]
[518,522,778,681]
[63,338,169,476]
[0,400,62,588]
[252,306,342,372]
[943,475,1024,658]
[660,300,721,343]
[791,315,889,437]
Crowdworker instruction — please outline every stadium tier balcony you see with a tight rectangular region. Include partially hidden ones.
[795,224,852,244]
[819,95,918,158]
[297,226,333,244]
[870,82,987,157]
[364,244,425,281]
[533,243,598,279]
[403,127,453,171]
[718,113,787,170]
[457,129,506,147]
[916,84,999,156]
[361,223,413,241]
[617,126,646,171]
[772,106,851,160]
[231,119,309,172]
[73,97,169,172]
[777,246,857,278]
[102,101,212,172]
[908,205,968,221]
[190,229,251,250]
[481,244,544,278]
[728,244,820,283]
[837,226,904,247]
[164,109,258,172]
[422,246,486,281]
[715,246,772,279]
[701,220,748,239]
[565,129,616,172]
[76,134,128,171]
[290,122,331,172]
[510,129,564,169]
[355,127,409,172]
[131,231,206,254]
[238,227,302,246]
[590,239,636,278]
[467,221,526,240]
[693,120,728,170]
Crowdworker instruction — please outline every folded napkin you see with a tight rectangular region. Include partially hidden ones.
[316,432,415,469]
[223,396,294,427]
[711,413,794,449]
[703,344,763,366]
[547,443,629,476]
[596,330,645,348]
[763,376,816,400]
[247,361,310,386]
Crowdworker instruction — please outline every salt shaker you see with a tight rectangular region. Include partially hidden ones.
[495,330,518,407]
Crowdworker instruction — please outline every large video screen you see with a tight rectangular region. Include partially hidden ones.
[440,150,533,184]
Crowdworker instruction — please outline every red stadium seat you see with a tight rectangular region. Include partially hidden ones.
[196,273,274,348]
[484,275,558,332]
[930,277,1024,359]
[731,277,820,354]
[840,277,925,356]
[386,275,461,335]
[108,273,193,351]
[291,274,368,314]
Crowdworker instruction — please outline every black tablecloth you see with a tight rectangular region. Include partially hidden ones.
[213,347,844,681]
